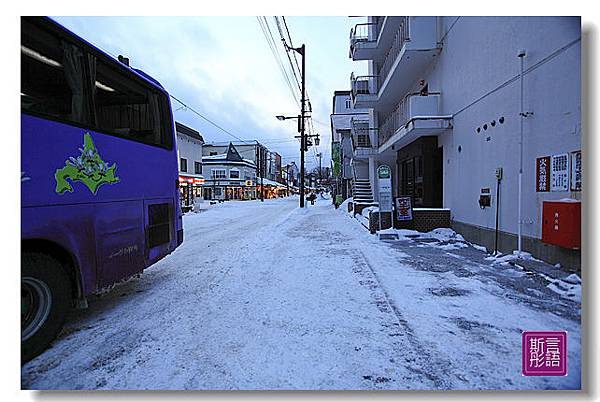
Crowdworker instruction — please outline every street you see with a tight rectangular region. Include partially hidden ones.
[21,196,581,390]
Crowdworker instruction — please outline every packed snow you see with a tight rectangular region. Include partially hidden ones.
[22,196,581,390]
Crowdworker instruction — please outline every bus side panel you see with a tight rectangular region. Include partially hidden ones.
[94,200,145,288]
[22,115,180,288]
[21,204,98,296]
[22,115,179,207]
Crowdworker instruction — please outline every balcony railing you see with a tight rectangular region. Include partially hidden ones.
[378,92,441,145]
[350,72,378,105]
[349,22,377,56]
[351,117,376,156]
[377,17,410,87]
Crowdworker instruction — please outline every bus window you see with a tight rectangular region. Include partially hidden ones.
[21,19,93,126]
[94,60,172,149]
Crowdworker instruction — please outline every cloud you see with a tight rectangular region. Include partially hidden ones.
[53,16,365,168]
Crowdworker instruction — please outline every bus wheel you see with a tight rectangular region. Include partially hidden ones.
[21,252,71,363]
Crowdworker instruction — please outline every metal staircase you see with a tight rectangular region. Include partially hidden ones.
[352,178,377,207]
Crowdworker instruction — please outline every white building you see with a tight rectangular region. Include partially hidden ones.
[202,143,257,201]
[330,90,370,202]
[204,141,268,183]
[347,16,581,269]
[176,122,205,211]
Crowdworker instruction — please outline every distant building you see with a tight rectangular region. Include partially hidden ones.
[203,141,269,191]
[176,122,204,210]
[202,143,257,201]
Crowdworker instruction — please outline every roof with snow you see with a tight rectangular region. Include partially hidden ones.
[202,143,256,167]
[175,122,204,142]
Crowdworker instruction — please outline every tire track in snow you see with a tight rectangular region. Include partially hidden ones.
[346,247,455,389]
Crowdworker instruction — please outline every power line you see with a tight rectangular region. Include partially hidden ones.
[277,16,321,161]
[169,94,253,144]
[257,17,298,106]
[274,16,302,93]
[257,17,300,108]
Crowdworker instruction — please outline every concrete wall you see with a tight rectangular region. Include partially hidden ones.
[414,17,581,243]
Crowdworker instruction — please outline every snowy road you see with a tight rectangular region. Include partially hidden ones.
[22,196,581,390]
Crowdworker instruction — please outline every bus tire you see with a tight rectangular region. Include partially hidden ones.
[21,251,71,364]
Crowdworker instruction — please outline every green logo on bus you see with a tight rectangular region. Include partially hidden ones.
[55,133,120,195]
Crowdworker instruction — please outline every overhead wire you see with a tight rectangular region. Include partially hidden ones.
[257,16,301,108]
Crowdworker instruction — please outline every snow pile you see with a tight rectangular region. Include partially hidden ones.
[470,243,488,253]
[564,273,582,285]
[484,250,543,266]
[338,197,353,214]
[501,260,582,303]
[361,206,379,218]
[435,242,469,251]
[425,228,465,242]
[396,229,421,240]
[355,214,369,228]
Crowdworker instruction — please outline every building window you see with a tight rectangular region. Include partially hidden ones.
[229,169,240,179]
[212,169,226,179]
[180,158,187,172]
[195,161,202,174]
[345,99,351,109]
[214,187,222,196]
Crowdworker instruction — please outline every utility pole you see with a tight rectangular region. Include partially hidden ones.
[517,50,526,257]
[317,152,322,185]
[277,43,308,208]
[299,44,306,208]
[258,145,264,202]
[285,165,290,196]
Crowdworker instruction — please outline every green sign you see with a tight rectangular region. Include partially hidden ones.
[55,133,120,195]
[377,165,391,179]
[332,141,341,177]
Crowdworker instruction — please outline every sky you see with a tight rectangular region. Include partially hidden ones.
[52,16,368,170]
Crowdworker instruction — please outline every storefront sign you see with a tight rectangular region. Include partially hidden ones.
[570,150,581,191]
[551,153,569,192]
[179,176,204,185]
[245,180,254,187]
[395,196,413,221]
[377,165,393,212]
[536,156,550,192]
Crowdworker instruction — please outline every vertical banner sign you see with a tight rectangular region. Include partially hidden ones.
[395,197,413,221]
[536,156,550,192]
[551,153,569,192]
[570,150,581,191]
[377,165,393,212]
[332,142,341,178]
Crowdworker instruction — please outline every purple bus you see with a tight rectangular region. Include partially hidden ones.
[21,17,183,362]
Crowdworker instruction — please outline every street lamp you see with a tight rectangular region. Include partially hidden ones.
[275,114,306,207]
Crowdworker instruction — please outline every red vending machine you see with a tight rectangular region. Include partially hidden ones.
[542,200,581,249]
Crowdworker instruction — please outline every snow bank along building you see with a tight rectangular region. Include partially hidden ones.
[343,16,581,269]
[176,122,205,210]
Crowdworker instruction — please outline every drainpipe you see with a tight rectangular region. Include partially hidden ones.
[517,50,526,257]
